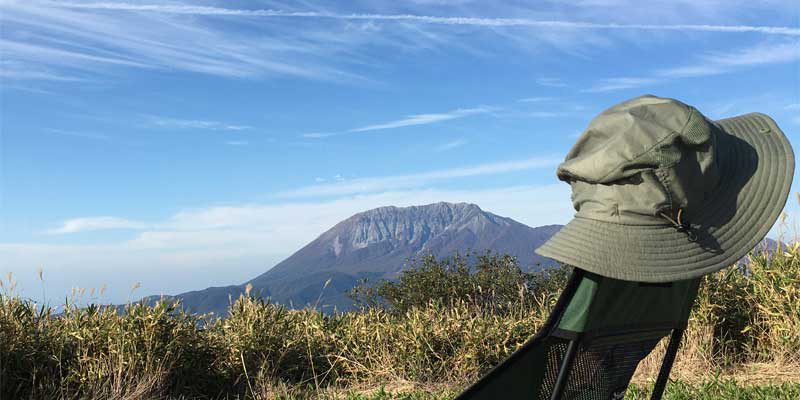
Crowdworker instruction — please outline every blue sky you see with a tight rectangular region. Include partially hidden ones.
[1,0,799,305]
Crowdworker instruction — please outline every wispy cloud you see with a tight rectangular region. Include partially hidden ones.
[147,116,251,131]
[786,103,800,110]
[0,61,86,82]
[0,39,150,69]
[350,107,492,133]
[493,107,573,120]
[526,111,568,118]
[161,185,572,235]
[436,138,468,151]
[303,106,494,138]
[0,1,367,83]
[49,3,800,36]
[276,156,560,198]
[584,77,658,93]
[518,97,554,103]
[45,128,110,141]
[586,41,800,92]
[656,41,800,78]
[225,140,248,146]
[44,155,561,235]
[46,217,149,234]
[5,2,797,86]
[302,132,337,139]
[536,78,568,88]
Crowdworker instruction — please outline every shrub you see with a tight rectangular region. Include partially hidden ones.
[348,251,569,314]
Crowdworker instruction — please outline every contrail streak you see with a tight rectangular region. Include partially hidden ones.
[50,2,800,36]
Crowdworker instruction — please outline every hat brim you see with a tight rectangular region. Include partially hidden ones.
[535,113,794,282]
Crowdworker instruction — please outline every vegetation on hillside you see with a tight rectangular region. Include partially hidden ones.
[348,252,570,313]
[1,245,799,399]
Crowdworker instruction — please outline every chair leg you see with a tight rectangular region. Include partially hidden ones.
[550,338,580,400]
[650,328,685,400]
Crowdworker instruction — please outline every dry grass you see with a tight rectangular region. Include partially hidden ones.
[634,240,800,386]
[1,240,798,399]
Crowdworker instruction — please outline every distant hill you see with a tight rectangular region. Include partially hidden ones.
[155,202,561,315]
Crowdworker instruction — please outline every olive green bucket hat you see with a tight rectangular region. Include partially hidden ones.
[535,95,794,282]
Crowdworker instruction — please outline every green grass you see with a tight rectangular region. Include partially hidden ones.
[261,380,800,400]
[626,379,800,400]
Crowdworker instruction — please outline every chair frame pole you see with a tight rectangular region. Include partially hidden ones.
[650,328,685,400]
[549,337,581,400]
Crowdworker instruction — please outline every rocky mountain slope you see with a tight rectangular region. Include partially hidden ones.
[159,202,561,315]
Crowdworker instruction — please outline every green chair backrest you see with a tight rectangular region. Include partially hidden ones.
[455,268,700,400]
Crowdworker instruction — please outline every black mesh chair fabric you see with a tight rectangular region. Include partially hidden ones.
[536,335,663,400]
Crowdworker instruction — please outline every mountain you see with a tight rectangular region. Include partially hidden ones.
[159,202,561,315]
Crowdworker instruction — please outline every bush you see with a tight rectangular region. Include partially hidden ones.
[348,251,570,314]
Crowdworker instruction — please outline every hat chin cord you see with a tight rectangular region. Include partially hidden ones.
[659,208,698,242]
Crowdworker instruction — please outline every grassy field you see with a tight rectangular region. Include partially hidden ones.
[1,240,799,399]
[316,380,800,400]
[281,381,800,400]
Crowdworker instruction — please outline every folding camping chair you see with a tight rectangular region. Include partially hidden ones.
[455,268,700,400]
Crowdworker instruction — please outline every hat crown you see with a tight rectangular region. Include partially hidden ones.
[559,95,720,225]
